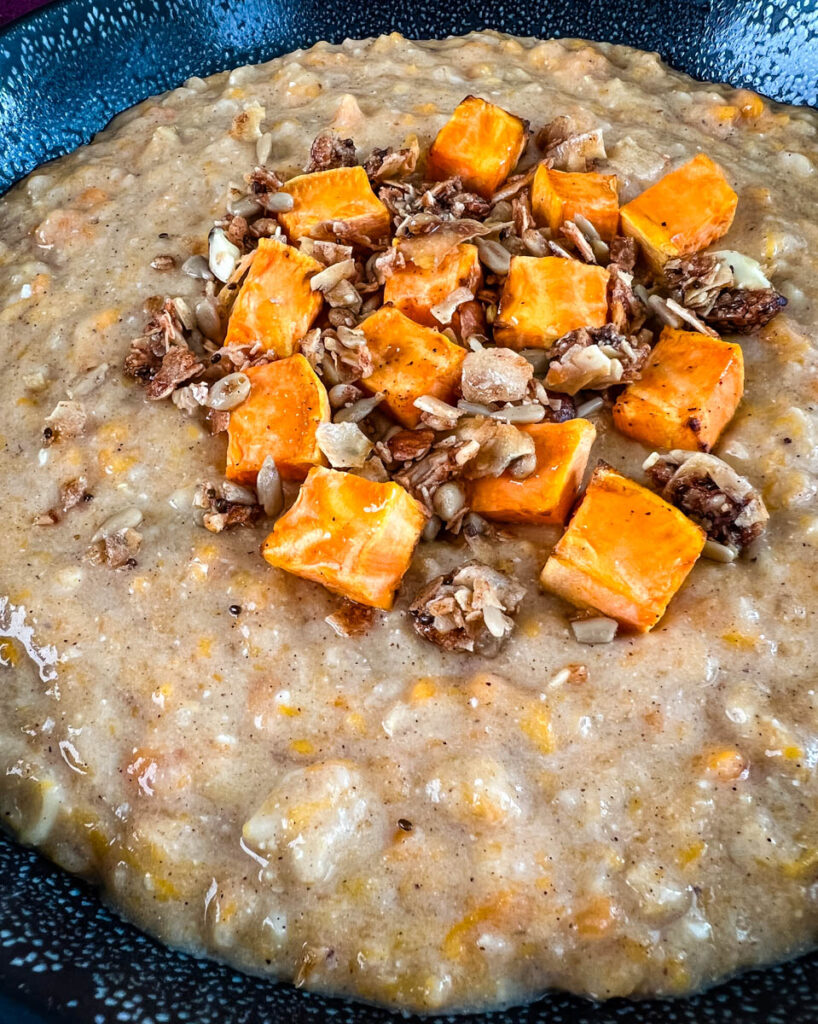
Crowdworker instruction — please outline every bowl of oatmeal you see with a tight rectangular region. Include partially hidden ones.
[1,3,817,1023]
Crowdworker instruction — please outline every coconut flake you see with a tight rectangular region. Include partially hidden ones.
[208,226,242,283]
[310,259,357,293]
[429,286,473,326]
[316,422,373,468]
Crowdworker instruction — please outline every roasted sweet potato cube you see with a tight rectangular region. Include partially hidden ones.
[540,463,705,632]
[383,243,483,330]
[612,326,744,451]
[223,237,323,357]
[494,256,609,350]
[261,466,426,609]
[469,419,597,525]
[278,165,391,243]
[359,306,466,427]
[620,154,738,269]
[226,354,330,484]
[426,96,528,199]
[531,166,620,241]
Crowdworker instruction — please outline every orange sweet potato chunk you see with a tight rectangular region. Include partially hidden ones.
[383,243,483,329]
[540,463,705,632]
[494,256,609,350]
[226,354,329,484]
[612,326,744,452]
[470,419,597,525]
[358,306,466,428]
[620,154,738,268]
[262,466,426,609]
[278,166,391,243]
[531,166,620,242]
[426,96,528,199]
[223,237,323,357]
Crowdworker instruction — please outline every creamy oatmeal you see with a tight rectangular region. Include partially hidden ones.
[1,31,817,1014]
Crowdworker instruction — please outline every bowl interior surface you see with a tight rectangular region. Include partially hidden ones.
[1,1,817,1022]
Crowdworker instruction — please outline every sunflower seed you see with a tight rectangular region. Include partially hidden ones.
[576,396,605,418]
[702,539,739,563]
[92,507,143,542]
[182,254,215,280]
[475,237,511,275]
[195,297,222,340]
[256,132,273,166]
[333,392,383,423]
[205,372,251,410]
[256,456,283,517]
[228,195,264,219]
[262,191,294,213]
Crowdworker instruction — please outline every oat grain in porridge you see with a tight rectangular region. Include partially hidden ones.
[1,31,817,1013]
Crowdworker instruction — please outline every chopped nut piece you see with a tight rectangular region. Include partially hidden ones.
[207,408,231,434]
[144,346,204,401]
[35,477,93,525]
[607,262,645,334]
[124,299,190,382]
[409,560,525,654]
[643,450,768,550]
[536,117,606,171]
[384,428,436,463]
[194,482,263,533]
[363,138,420,183]
[224,213,254,251]
[413,394,463,431]
[704,288,787,334]
[608,235,638,273]
[247,166,285,209]
[663,253,732,313]
[305,132,357,173]
[230,101,265,142]
[171,381,209,414]
[43,400,87,443]
[150,254,176,271]
[301,325,373,385]
[299,238,355,266]
[86,527,142,569]
[545,325,650,395]
[325,600,376,637]
[394,436,478,513]
[662,251,786,333]
[560,219,597,262]
[395,220,494,273]
[379,178,490,235]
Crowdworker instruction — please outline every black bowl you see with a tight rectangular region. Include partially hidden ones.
[1,1,817,1021]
